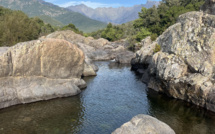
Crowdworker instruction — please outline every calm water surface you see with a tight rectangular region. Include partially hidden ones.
[0,61,215,134]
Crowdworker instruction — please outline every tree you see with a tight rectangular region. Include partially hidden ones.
[135,28,151,42]
[133,0,205,36]
[0,6,55,46]
[62,23,83,35]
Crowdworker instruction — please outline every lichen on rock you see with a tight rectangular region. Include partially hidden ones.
[131,8,215,112]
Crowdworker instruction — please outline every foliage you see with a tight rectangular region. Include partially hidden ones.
[61,23,83,35]
[150,33,158,41]
[90,22,139,41]
[0,0,107,33]
[127,36,137,51]
[0,6,54,46]
[153,44,161,53]
[86,0,205,52]
[134,0,205,35]
[90,23,124,41]
[37,15,64,27]
[135,28,151,42]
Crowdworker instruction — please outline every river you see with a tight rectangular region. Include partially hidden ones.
[0,61,215,134]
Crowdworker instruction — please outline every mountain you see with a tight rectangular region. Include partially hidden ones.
[67,0,160,24]
[0,0,107,32]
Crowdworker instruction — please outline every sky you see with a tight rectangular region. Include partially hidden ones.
[44,0,161,8]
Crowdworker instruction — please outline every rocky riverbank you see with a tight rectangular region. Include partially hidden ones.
[131,0,215,112]
[0,30,134,109]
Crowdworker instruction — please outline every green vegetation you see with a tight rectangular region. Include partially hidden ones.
[61,23,83,35]
[134,0,205,35]
[150,34,158,41]
[153,44,161,53]
[0,0,205,47]
[37,15,64,27]
[90,22,138,42]
[135,28,151,42]
[54,12,107,33]
[92,0,204,41]
[0,0,107,33]
[89,0,205,50]
[0,6,54,46]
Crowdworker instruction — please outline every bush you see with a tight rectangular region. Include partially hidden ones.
[150,33,158,41]
[135,28,151,42]
[153,44,161,53]
[61,23,83,35]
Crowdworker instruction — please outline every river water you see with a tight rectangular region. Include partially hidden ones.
[0,61,215,134]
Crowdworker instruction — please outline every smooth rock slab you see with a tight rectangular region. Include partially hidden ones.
[0,38,86,109]
[0,76,86,109]
[112,114,175,134]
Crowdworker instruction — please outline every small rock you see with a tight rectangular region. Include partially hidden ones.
[112,114,175,134]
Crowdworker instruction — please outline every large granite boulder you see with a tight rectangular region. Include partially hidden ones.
[45,30,109,49]
[131,10,215,112]
[112,114,175,134]
[0,38,86,109]
[45,30,134,64]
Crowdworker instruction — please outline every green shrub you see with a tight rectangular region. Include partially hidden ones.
[153,44,161,53]
[135,28,151,42]
[150,33,158,41]
[61,23,83,35]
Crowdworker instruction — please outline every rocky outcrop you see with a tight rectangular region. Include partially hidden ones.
[131,10,215,112]
[45,30,134,64]
[115,51,134,64]
[201,0,215,15]
[0,38,87,109]
[112,114,175,134]
[131,37,156,71]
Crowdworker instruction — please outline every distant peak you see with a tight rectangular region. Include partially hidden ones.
[68,4,88,8]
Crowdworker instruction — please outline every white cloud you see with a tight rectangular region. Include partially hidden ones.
[44,0,58,2]
[59,1,122,9]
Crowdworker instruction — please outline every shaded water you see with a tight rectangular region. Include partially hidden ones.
[0,61,215,134]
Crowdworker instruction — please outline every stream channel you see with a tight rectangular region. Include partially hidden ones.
[0,61,215,134]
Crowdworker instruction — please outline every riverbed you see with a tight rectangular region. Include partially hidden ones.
[0,61,214,134]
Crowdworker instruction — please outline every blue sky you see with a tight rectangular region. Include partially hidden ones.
[44,0,161,8]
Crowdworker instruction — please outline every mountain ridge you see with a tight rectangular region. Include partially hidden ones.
[67,1,160,24]
[0,0,107,32]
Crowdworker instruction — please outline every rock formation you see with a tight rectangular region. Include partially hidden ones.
[45,30,134,65]
[201,0,215,14]
[0,29,134,109]
[131,8,215,111]
[0,38,87,109]
[112,114,175,134]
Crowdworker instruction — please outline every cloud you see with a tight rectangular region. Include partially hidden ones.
[44,0,58,2]
[59,1,122,8]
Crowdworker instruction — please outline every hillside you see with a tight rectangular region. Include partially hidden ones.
[37,15,64,27]
[67,1,160,24]
[0,0,107,32]
[0,6,55,46]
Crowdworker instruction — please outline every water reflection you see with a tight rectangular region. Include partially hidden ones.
[147,90,215,134]
[0,61,214,134]
[108,62,130,69]
[0,96,84,134]
[80,62,149,134]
